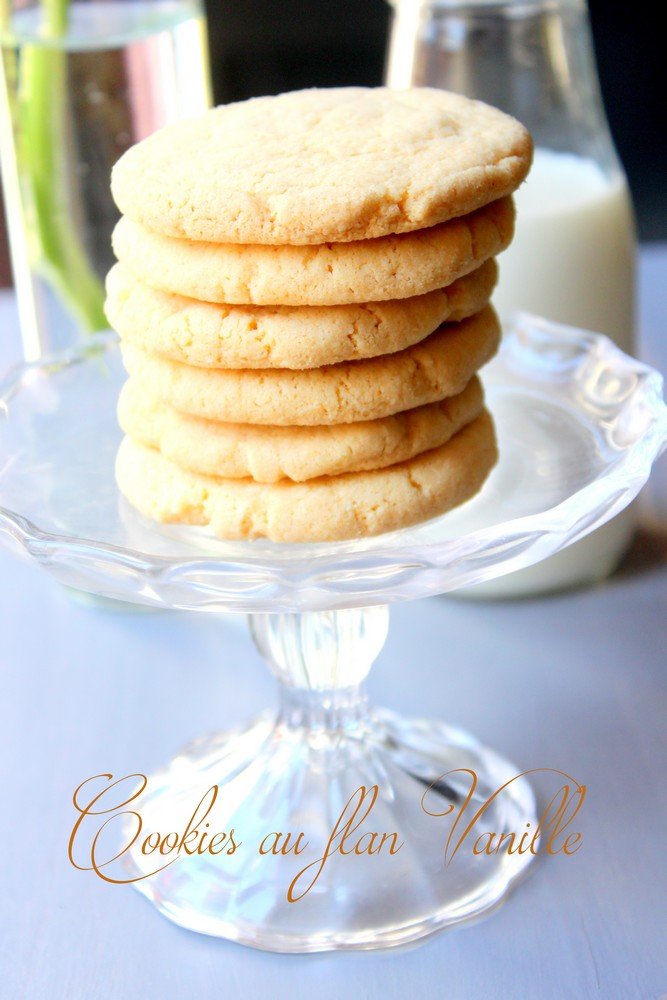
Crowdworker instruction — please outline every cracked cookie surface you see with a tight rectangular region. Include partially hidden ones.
[111,199,513,306]
[111,87,531,245]
[106,259,497,369]
[115,410,497,542]
[120,306,500,426]
[118,376,484,482]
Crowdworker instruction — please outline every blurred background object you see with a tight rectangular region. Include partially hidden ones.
[189,0,663,597]
[0,0,662,595]
[208,0,662,234]
[1,0,662,291]
[203,0,664,596]
[0,0,211,356]
[385,0,639,597]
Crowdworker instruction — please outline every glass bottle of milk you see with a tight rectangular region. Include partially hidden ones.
[385,0,637,597]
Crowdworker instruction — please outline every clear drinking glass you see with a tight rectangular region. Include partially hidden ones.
[0,0,211,359]
[385,0,638,595]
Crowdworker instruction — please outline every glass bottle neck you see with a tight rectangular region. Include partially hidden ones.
[386,0,620,171]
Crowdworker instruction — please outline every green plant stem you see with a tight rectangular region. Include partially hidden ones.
[18,0,106,333]
[43,0,69,37]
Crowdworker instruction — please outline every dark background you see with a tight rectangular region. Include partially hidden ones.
[0,0,663,286]
[204,0,664,239]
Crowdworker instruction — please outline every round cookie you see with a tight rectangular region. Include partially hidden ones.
[118,376,484,482]
[111,198,514,307]
[110,87,531,245]
[115,410,498,542]
[120,306,500,426]
[106,259,497,370]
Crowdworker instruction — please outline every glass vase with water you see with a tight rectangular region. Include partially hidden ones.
[0,0,211,359]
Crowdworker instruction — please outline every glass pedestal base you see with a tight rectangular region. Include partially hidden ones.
[126,699,537,952]
[1,321,664,952]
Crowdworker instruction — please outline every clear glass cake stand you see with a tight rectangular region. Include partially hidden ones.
[1,313,665,952]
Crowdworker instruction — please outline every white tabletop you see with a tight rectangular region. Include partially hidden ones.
[0,247,665,1000]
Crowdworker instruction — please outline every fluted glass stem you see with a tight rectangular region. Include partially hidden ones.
[127,601,538,948]
[250,606,389,690]
[276,686,370,737]
[249,606,389,735]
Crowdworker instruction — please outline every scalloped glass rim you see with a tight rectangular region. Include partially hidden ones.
[0,312,665,611]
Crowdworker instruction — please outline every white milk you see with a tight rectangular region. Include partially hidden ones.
[494,149,635,349]
[464,148,637,598]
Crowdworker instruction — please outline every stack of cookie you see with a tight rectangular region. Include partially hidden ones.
[107,87,531,543]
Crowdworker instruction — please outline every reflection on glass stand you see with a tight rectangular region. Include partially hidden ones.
[0,315,665,950]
